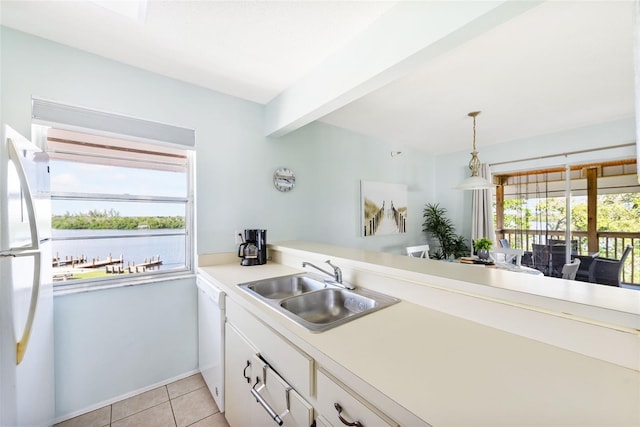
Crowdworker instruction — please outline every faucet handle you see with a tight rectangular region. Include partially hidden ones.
[325,260,342,283]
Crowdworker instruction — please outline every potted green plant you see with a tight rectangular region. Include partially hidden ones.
[474,237,493,260]
[422,203,469,260]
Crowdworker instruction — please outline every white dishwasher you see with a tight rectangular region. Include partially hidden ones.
[197,274,226,412]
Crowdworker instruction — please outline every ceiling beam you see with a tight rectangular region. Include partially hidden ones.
[264,0,543,138]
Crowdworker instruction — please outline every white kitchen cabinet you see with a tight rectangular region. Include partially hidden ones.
[225,299,315,427]
[316,368,398,427]
[224,323,257,427]
[224,296,423,427]
[314,415,331,427]
[226,297,314,396]
[250,354,314,426]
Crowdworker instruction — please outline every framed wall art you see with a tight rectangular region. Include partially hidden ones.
[360,180,407,237]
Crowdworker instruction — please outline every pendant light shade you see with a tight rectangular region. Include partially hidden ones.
[457,175,495,190]
[456,111,494,190]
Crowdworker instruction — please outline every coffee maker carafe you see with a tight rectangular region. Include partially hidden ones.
[238,229,267,266]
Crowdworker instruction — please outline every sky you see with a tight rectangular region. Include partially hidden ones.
[50,160,186,217]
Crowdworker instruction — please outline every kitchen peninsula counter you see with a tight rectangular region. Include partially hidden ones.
[198,241,640,426]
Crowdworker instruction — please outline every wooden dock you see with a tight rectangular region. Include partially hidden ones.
[53,254,123,269]
[73,255,123,269]
[106,256,162,274]
[53,254,163,278]
[52,255,87,267]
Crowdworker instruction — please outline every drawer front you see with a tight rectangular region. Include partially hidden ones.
[250,355,314,427]
[316,368,397,427]
[226,298,313,396]
[315,415,332,427]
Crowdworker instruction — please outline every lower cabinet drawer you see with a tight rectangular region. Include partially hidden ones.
[316,368,398,427]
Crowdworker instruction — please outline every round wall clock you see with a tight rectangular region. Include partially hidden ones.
[273,167,295,192]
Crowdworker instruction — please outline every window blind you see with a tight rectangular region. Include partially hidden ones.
[32,98,195,149]
[46,128,187,172]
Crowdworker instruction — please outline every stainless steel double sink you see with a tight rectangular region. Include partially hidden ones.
[237,273,399,332]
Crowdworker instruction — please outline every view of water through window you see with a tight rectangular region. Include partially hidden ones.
[48,128,190,284]
[52,229,186,271]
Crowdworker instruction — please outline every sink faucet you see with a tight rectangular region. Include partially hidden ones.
[302,260,354,290]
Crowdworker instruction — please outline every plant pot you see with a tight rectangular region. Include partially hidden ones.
[477,249,490,260]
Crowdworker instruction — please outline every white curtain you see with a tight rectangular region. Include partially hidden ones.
[471,164,495,245]
[635,0,640,184]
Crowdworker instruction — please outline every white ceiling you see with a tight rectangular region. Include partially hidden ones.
[0,1,635,155]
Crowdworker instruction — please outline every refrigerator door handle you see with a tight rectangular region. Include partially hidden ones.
[7,137,40,251]
[15,250,42,365]
[6,136,43,365]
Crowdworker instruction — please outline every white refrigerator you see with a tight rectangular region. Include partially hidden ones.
[0,125,54,427]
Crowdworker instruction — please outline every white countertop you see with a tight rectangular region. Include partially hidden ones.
[199,242,640,426]
[269,241,640,327]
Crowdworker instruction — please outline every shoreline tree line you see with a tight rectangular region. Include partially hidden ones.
[52,209,184,230]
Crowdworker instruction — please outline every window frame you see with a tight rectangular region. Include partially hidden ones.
[31,102,196,293]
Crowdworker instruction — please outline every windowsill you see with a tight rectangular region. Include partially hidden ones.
[52,270,195,296]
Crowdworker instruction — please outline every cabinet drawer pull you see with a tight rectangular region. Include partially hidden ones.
[334,403,363,427]
[252,377,285,426]
[243,360,251,383]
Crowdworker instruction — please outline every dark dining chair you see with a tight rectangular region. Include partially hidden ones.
[574,252,599,282]
[586,245,633,287]
[532,244,551,275]
[550,244,574,277]
[548,239,578,253]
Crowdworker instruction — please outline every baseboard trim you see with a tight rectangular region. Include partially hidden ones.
[53,369,201,425]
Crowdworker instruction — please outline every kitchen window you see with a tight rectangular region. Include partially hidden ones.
[47,127,193,289]
[32,99,195,291]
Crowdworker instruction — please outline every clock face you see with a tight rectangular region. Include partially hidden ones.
[273,167,295,192]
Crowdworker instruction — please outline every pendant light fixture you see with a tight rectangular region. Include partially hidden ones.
[456,111,495,190]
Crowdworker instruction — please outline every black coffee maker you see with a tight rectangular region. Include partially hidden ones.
[238,229,267,266]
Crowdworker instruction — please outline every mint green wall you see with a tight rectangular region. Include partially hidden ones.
[53,278,196,418]
[276,122,435,252]
[0,26,434,420]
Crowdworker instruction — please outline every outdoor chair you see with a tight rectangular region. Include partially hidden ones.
[548,239,578,252]
[491,247,524,266]
[550,244,571,277]
[586,245,633,287]
[531,244,552,275]
[574,253,598,282]
[499,239,510,248]
[561,258,581,280]
[406,244,430,259]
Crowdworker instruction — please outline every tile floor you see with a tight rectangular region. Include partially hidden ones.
[54,373,229,427]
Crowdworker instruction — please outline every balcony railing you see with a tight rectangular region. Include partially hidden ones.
[498,229,639,285]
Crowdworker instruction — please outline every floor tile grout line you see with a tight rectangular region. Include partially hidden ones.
[111,399,173,425]
[184,412,216,427]
[168,385,179,427]
[168,383,207,401]
[112,384,203,425]
[110,386,171,423]
[55,374,214,427]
